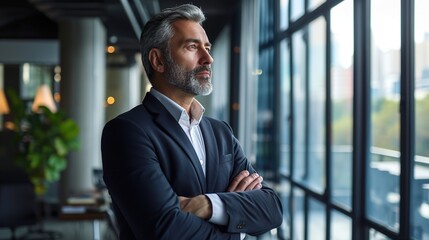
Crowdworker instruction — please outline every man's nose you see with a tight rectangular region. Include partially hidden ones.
[200,49,214,65]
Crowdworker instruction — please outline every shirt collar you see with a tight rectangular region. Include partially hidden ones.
[150,88,205,123]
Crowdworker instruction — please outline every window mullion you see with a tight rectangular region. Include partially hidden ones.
[399,0,415,239]
[352,0,371,239]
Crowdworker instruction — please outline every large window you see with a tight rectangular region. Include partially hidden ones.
[249,0,429,239]
[20,63,57,101]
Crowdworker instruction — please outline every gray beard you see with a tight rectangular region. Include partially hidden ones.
[164,54,213,96]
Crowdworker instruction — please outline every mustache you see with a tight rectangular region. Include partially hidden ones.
[193,66,211,75]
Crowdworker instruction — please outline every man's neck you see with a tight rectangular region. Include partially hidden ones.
[152,86,195,115]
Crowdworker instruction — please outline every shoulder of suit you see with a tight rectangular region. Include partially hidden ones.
[111,104,150,124]
[203,117,233,132]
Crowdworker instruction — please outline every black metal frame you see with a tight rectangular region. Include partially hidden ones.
[352,0,370,239]
[399,0,415,239]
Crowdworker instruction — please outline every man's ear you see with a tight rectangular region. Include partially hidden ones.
[149,48,165,73]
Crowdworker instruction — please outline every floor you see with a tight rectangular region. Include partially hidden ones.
[0,218,277,240]
[0,218,117,240]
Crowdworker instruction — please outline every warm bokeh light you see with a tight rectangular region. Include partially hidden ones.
[0,88,9,114]
[252,69,263,75]
[32,84,57,113]
[107,45,116,54]
[54,92,61,102]
[107,96,115,105]
[4,121,14,130]
[232,102,240,111]
[54,73,61,82]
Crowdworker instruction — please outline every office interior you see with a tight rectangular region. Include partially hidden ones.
[0,0,428,239]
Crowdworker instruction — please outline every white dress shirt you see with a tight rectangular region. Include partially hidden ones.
[149,88,228,224]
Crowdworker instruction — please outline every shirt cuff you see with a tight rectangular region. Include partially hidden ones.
[205,193,228,225]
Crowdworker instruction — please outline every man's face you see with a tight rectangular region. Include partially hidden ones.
[164,20,214,96]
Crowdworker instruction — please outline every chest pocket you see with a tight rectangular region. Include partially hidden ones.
[217,154,233,188]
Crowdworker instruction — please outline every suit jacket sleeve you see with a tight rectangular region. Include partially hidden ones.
[212,121,283,236]
[101,117,240,240]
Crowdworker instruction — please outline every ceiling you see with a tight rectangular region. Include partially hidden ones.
[0,0,238,58]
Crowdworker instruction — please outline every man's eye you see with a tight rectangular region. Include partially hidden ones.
[206,48,211,52]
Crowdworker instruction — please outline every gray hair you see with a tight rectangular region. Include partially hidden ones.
[140,4,206,80]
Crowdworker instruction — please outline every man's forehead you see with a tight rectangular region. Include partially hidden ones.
[171,20,210,44]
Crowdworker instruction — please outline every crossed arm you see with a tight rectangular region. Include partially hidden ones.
[179,170,263,219]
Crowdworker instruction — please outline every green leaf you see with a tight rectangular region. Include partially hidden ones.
[54,137,67,156]
[56,158,67,171]
[28,154,41,169]
[60,119,79,140]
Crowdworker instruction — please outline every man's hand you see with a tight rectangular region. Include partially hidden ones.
[227,170,263,192]
[178,195,212,220]
[178,170,263,220]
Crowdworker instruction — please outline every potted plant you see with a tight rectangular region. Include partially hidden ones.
[7,89,79,195]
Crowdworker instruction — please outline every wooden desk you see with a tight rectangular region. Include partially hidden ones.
[59,193,107,240]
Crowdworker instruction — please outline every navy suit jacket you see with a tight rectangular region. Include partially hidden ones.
[101,92,283,239]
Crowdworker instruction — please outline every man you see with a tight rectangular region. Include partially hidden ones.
[101,4,283,239]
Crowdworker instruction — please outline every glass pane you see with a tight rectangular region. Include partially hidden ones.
[278,180,291,239]
[308,0,326,12]
[292,30,306,182]
[293,187,305,240]
[280,39,291,176]
[256,47,275,179]
[331,210,352,240]
[369,229,392,240]
[259,0,275,43]
[308,17,326,193]
[367,0,401,231]
[21,63,54,100]
[330,0,354,208]
[308,198,326,240]
[279,0,290,31]
[291,0,305,22]
[414,0,429,239]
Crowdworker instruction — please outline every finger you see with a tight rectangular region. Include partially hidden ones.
[227,170,249,192]
[227,170,249,191]
[178,196,189,210]
[235,173,260,191]
[245,176,263,190]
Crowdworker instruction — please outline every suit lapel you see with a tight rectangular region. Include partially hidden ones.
[143,93,206,193]
[200,118,219,193]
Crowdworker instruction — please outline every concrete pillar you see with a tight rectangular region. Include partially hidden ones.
[59,18,106,199]
[105,63,141,121]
